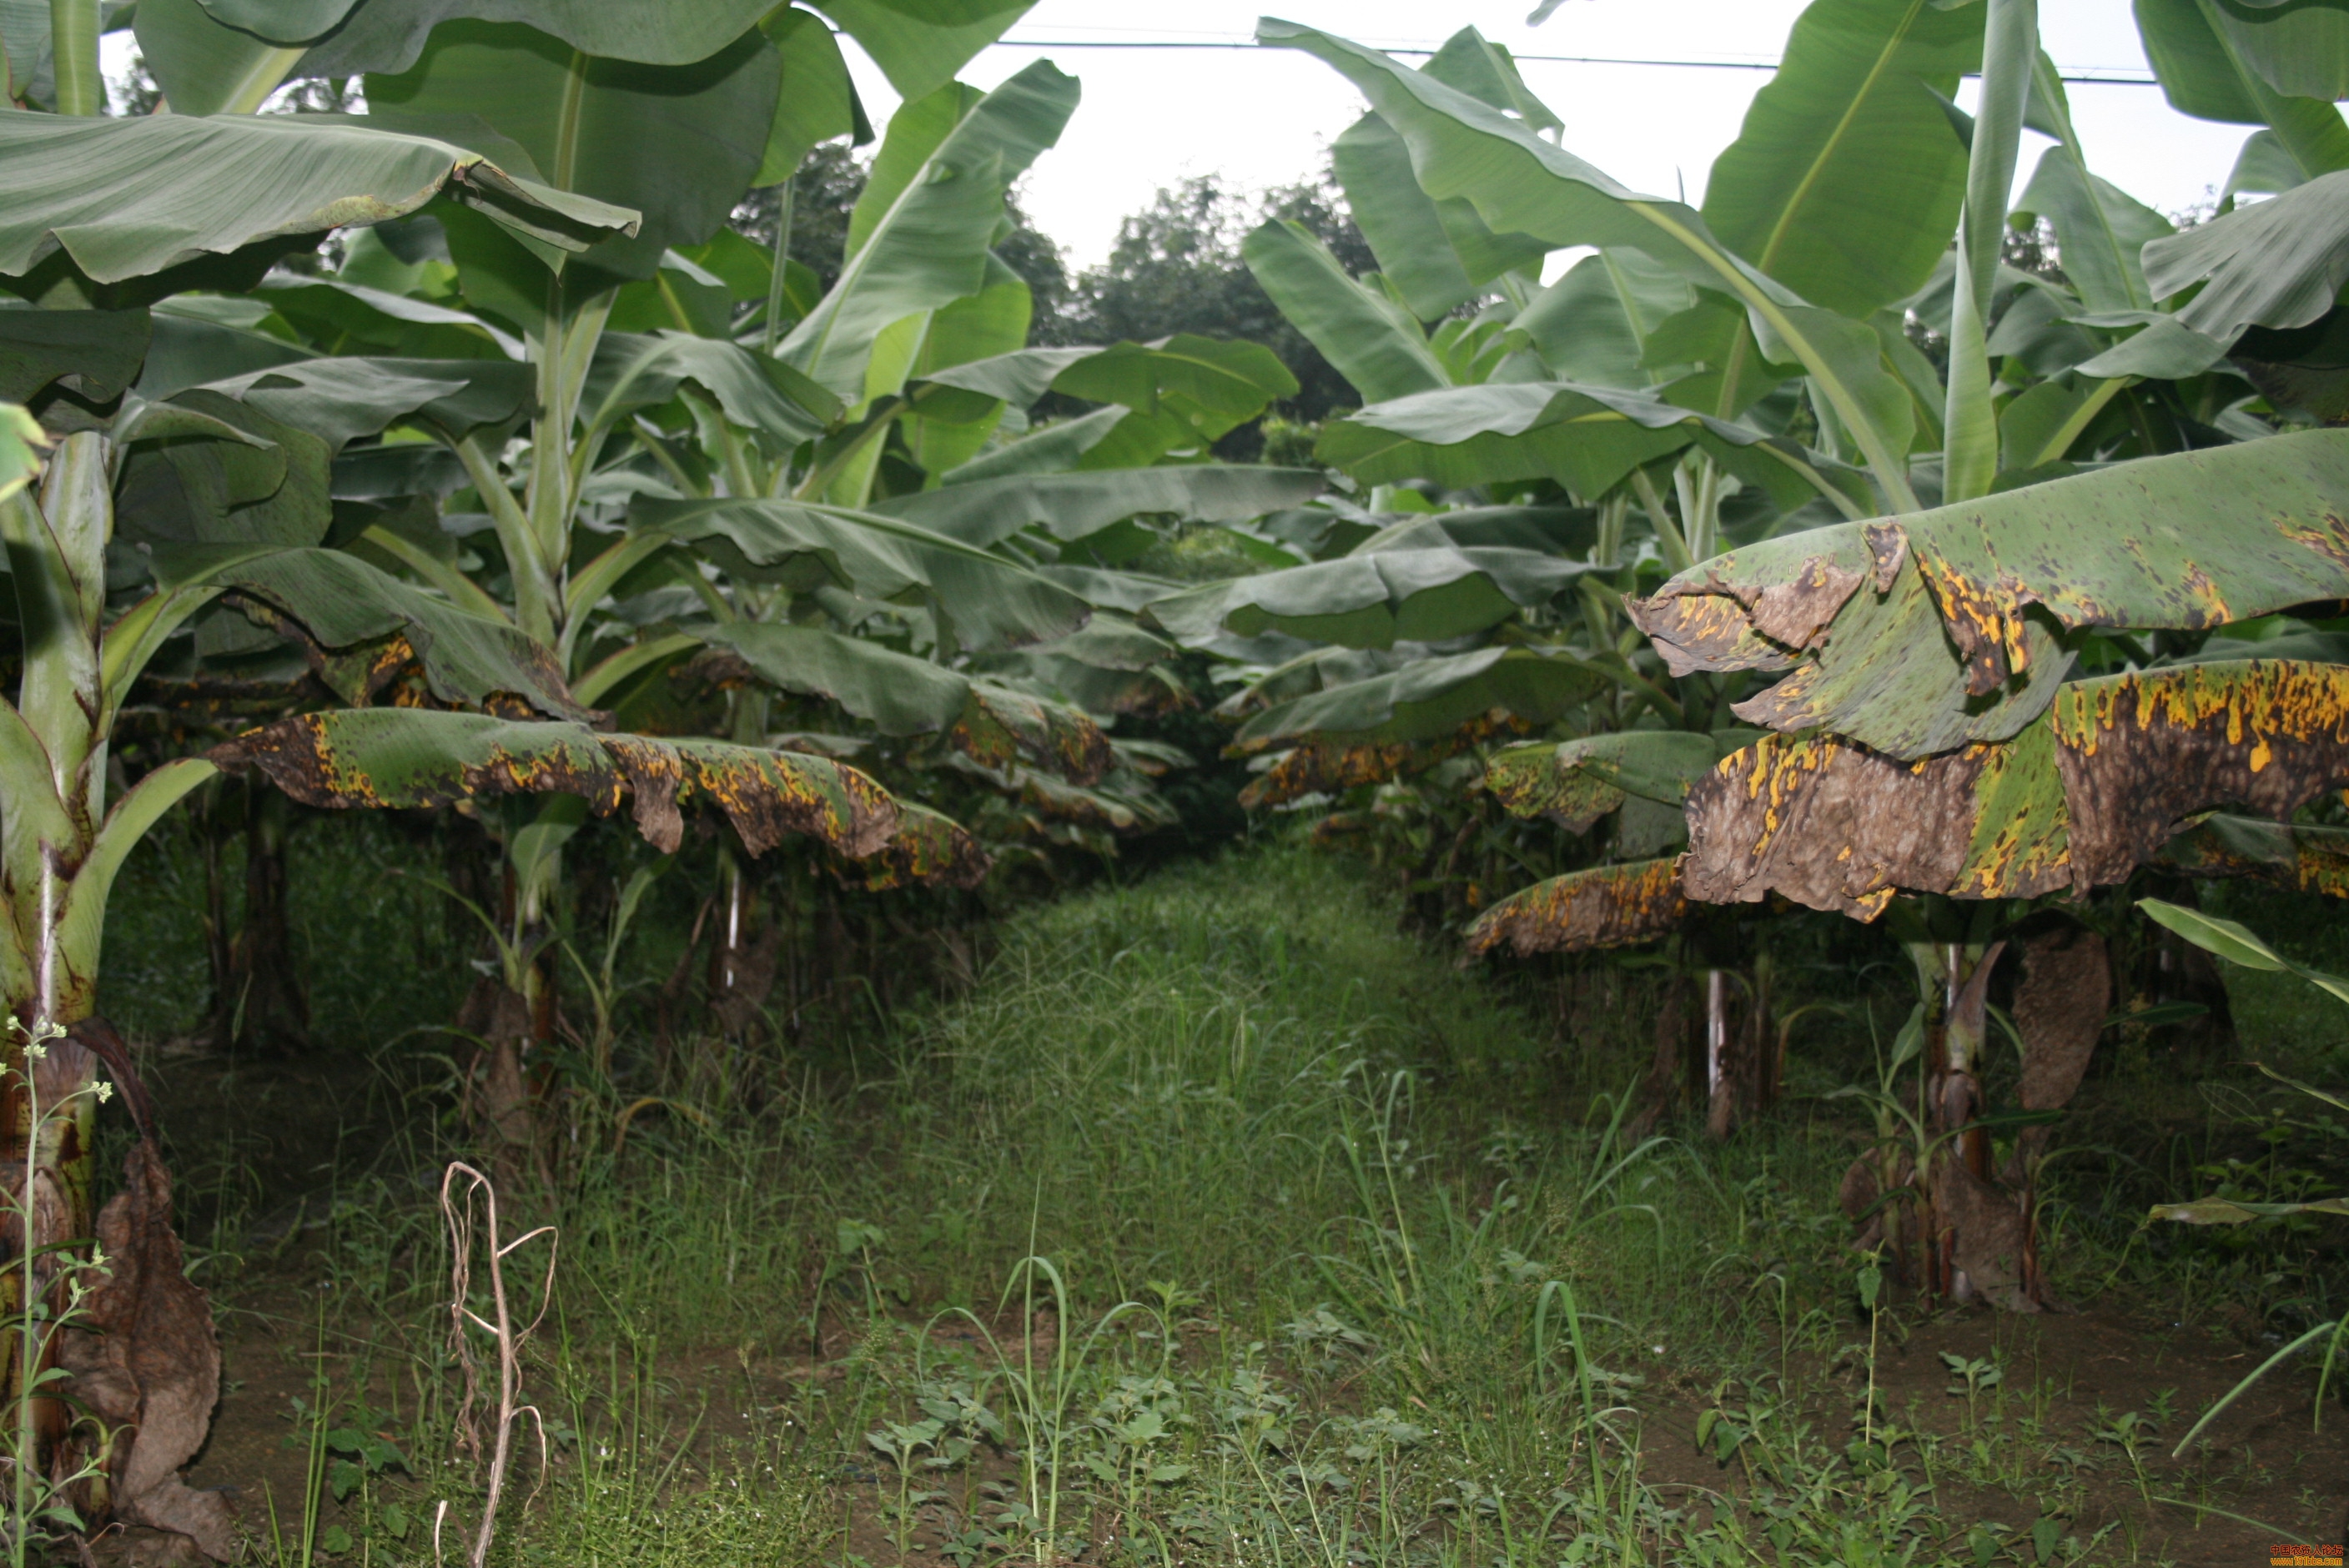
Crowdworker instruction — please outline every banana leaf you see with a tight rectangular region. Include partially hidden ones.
[1234,646,1605,748]
[1679,661,2349,917]
[694,619,1112,782]
[209,706,910,862]
[0,106,636,285]
[1463,857,1688,956]
[1629,430,2349,760]
[1484,729,1740,832]
[1147,545,1589,651]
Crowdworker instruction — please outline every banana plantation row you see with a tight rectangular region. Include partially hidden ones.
[1,0,2347,1555]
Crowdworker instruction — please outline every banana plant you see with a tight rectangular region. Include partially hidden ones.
[0,4,1062,1538]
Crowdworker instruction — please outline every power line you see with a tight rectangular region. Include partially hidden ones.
[989,36,2161,85]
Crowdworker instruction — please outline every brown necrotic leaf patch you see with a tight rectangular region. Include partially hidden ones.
[1747,556,1865,652]
[2051,660,2349,889]
[216,712,623,816]
[2014,923,2108,1112]
[949,684,1114,787]
[213,714,943,872]
[1241,720,1511,811]
[1626,571,1811,677]
[1682,732,2072,920]
[1677,661,2349,918]
[1242,741,1420,812]
[597,735,687,853]
[670,739,899,860]
[851,802,990,892]
[1463,857,1688,957]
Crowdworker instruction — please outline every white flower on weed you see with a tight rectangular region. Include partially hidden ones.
[93,1081,113,1103]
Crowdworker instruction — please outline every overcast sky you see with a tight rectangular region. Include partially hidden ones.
[843,1,2267,271]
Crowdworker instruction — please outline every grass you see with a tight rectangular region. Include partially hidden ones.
[93,837,2349,1565]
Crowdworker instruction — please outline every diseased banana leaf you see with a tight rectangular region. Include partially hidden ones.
[1238,718,1511,811]
[1484,729,1738,832]
[1680,661,2349,917]
[210,707,910,862]
[1630,430,2349,760]
[851,800,990,890]
[1463,857,1688,956]
[2161,812,2349,897]
[2053,660,2349,887]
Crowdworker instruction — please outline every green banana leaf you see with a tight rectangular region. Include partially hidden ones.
[1331,108,1547,321]
[292,0,784,73]
[365,20,780,278]
[693,619,1112,782]
[2142,169,2349,340]
[898,254,1035,471]
[872,465,1323,547]
[781,61,1076,400]
[1702,0,1981,316]
[182,355,533,446]
[2011,67,2171,317]
[631,495,1092,650]
[2136,0,2349,108]
[153,544,588,717]
[1463,857,1688,956]
[2139,895,2349,1005]
[940,405,1125,482]
[1512,252,1695,390]
[755,8,863,185]
[0,402,39,501]
[1256,18,1922,507]
[807,0,1034,103]
[1147,545,1589,651]
[918,335,1296,425]
[583,329,839,450]
[1630,430,2349,760]
[256,274,523,360]
[1317,380,1864,514]
[1234,646,1605,748]
[0,107,636,286]
[0,305,151,402]
[1242,219,1448,404]
[134,0,364,117]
